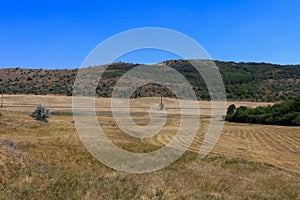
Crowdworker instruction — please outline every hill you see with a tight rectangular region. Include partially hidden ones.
[0,60,299,101]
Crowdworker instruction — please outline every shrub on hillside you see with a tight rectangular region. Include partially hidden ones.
[31,104,51,123]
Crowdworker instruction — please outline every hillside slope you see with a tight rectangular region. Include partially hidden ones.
[0,60,299,101]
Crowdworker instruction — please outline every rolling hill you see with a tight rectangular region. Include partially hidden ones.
[0,60,299,101]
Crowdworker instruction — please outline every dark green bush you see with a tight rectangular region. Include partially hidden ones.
[226,104,236,116]
[225,95,300,126]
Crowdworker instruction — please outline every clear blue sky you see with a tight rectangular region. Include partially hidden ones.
[1,0,300,69]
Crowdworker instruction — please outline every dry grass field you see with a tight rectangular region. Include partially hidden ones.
[0,95,300,199]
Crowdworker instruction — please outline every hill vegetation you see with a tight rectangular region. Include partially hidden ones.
[0,60,299,101]
[225,95,300,126]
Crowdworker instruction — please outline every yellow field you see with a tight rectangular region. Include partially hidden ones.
[0,95,299,199]
[0,94,273,112]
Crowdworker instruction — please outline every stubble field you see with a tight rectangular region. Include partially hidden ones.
[0,95,299,199]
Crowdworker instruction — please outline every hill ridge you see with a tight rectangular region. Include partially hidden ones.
[0,60,299,101]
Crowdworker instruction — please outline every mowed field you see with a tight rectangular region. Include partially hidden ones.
[1,95,300,199]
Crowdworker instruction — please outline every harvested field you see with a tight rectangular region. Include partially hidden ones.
[0,95,299,199]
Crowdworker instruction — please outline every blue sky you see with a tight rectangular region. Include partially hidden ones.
[0,0,300,68]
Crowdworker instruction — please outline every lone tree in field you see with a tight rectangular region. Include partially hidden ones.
[31,104,51,123]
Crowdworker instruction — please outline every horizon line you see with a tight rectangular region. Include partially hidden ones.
[1,59,300,70]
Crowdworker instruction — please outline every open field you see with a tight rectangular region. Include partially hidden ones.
[0,95,300,199]
[0,94,274,113]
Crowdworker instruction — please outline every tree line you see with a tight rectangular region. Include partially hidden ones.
[225,95,300,126]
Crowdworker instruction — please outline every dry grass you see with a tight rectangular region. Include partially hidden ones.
[0,95,299,199]
[0,94,273,113]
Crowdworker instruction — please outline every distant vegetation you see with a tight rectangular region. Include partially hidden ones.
[225,95,300,126]
[0,60,299,101]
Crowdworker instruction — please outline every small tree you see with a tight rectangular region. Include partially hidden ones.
[225,104,236,121]
[226,104,236,115]
[31,104,51,123]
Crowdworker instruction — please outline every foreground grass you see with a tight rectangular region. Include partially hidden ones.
[0,111,300,199]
